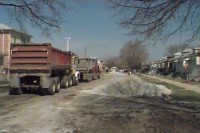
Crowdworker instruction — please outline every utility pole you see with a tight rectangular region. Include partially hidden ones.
[65,36,71,51]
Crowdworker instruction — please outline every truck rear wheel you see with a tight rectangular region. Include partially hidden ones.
[74,80,79,85]
[9,87,15,95]
[62,76,69,88]
[68,78,73,87]
[38,88,47,96]
[55,80,61,93]
[22,88,28,94]
[10,88,22,95]
[48,78,55,95]
[88,77,92,82]
[16,88,23,95]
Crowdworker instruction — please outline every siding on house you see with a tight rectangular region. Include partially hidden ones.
[173,49,193,74]
[186,47,200,81]
[0,23,32,69]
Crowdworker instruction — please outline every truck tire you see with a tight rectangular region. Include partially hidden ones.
[15,88,23,95]
[74,80,79,85]
[9,87,15,95]
[22,88,28,94]
[94,75,99,80]
[48,78,55,95]
[62,76,69,88]
[92,76,95,80]
[98,75,100,79]
[55,79,61,93]
[68,78,73,87]
[38,88,47,96]
[88,77,91,82]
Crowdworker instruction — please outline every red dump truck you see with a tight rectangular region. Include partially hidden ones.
[9,43,79,95]
[75,57,101,82]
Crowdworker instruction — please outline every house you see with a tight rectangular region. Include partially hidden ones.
[0,23,32,69]
[149,46,200,82]
[152,56,174,75]
[158,59,165,73]
[161,56,174,75]
[186,46,200,81]
[173,49,193,79]
[173,52,181,73]
[149,60,163,75]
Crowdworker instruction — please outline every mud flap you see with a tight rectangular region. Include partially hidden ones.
[40,75,51,88]
[10,74,20,88]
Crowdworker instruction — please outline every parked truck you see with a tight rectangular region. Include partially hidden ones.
[75,57,101,82]
[71,53,80,84]
[9,43,79,95]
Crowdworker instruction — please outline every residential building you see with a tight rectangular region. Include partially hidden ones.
[186,46,200,81]
[173,52,181,72]
[0,23,32,69]
[149,46,200,81]
[162,56,174,74]
[174,49,193,72]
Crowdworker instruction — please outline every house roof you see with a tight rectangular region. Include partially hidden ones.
[194,47,200,50]
[182,48,193,53]
[174,52,193,62]
[0,23,32,37]
[0,23,12,30]
[174,52,181,56]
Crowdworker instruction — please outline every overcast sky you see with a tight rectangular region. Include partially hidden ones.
[0,0,196,61]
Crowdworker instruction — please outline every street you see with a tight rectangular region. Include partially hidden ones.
[0,73,200,133]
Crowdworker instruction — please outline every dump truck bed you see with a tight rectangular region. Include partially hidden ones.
[10,43,71,73]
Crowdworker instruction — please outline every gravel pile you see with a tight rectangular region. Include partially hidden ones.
[82,73,172,97]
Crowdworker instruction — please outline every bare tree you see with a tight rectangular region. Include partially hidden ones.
[119,40,149,70]
[104,56,118,69]
[0,0,69,36]
[165,43,191,55]
[108,0,200,42]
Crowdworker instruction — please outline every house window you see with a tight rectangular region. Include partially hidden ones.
[196,57,200,65]
[163,63,165,68]
[183,60,186,66]
[167,62,170,68]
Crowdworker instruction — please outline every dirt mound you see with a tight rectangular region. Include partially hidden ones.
[82,74,172,97]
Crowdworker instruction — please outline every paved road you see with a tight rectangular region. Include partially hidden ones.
[0,74,116,133]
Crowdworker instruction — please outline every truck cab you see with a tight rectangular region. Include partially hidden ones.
[74,57,101,82]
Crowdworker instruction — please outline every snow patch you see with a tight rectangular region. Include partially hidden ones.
[82,75,172,97]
